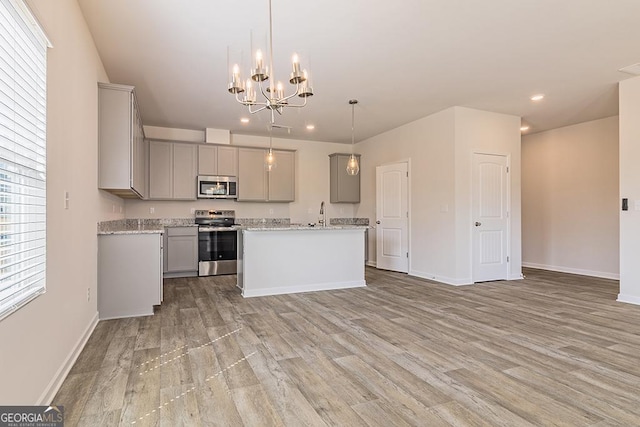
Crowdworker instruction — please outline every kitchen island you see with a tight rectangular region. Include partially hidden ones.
[237,225,367,297]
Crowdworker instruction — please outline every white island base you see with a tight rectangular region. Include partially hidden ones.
[237,227,366,297]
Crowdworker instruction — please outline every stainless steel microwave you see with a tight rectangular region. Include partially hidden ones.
[197,175,237,199]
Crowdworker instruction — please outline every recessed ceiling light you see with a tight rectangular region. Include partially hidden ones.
[240,118,249,124]
[306,124,315,130]
[530,94,545,102]
[520,125,530,132]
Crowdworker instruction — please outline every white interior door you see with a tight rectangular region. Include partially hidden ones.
[376,162,409,273]
[472,153,509,282]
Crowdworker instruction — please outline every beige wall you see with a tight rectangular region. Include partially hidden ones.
[619,76,640,304]
[0,0,123,404]
[356,107,522,285]
[125,132,356,223]
[522,116,619,279]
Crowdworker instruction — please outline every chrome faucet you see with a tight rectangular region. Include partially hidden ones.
[319,201,326,226]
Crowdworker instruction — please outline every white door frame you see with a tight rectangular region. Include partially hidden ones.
[375,159,411,272]
[471,151,511,282]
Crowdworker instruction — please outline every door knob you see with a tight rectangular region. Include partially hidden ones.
[475,221,481,226]
[376,220,381,224]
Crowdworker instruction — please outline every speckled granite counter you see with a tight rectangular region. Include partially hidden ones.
[97,218,197,235]
[239,224,370,231]
[330,217,370,226]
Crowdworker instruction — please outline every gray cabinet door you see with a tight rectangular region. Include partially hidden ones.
[217,146,238,176]
[198,145,217,175]
[149,140,173,199]
[237,147,268,201]
[173,143,197,199]
[166,227,198,272]
[330,153,360,203]
[268,150,295,202]
[131,100,146,197]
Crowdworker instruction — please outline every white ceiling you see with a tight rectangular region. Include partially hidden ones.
[77,0,640,143]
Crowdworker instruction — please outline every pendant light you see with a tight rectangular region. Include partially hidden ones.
[265,125,276,172]
[346,99,360,176]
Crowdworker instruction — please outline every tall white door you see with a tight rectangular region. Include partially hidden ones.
[472,153,509,282]
[376,162,409,273]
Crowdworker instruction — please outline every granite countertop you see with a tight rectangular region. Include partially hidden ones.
[240,224,371,231]
[98,217,371,234]
[97,218,195,235]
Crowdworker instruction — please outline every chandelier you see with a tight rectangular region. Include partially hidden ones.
[227,0,313,117]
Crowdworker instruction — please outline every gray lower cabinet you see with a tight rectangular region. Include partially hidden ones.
[98,233,163,319]
[237,147,295,202]
[149,141,197,200]
[330,153,360,203]
[164,227,198,278]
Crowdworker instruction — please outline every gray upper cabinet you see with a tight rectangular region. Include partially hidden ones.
[98,82,146,198]
[149,141,197,200]
[237,147,295,202]
[330,153,360,203]
[237,148,268,201]
[268,150,295,202]
[197,145,238,176]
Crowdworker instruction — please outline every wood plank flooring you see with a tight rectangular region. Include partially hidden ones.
[53,268,640,426]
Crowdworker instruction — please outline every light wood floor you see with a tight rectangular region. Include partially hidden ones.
[54,267,640,426]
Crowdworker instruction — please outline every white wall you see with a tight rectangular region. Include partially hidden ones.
[356,108,458,282]
[455,107,523,282]
[619,76,640,304]
[522,117,619,279]
[0,0,123,404]
[125,132,356,224]
[356,106,521,285]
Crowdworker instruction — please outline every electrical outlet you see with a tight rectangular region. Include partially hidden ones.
[112,204,115,213]
[307,208,313,214]
[149,207,155,214]
[269,208,274,214]
[190,208,196,214]
[87,288,90,302]
[64,191,69,210]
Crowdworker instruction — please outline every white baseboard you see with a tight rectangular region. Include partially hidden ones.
[522,262,620,280]
[410,269,473,286]
[366,261,377,268]
[617,293,640,306]
[38,312,99,405]
[242,280,366,298]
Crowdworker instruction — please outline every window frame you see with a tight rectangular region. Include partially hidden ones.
[0,0,50,322]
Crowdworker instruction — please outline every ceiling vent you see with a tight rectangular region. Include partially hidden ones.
[618,63,640,76]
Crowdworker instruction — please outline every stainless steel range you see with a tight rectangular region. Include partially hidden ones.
[195,209,237,276]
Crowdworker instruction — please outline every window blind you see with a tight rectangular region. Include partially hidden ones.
[0,0,48,321]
